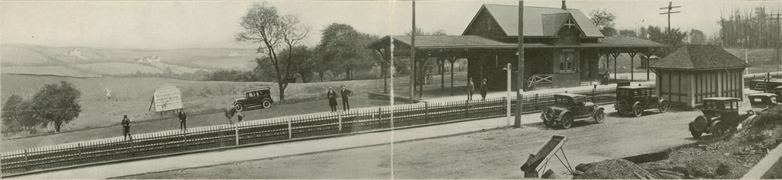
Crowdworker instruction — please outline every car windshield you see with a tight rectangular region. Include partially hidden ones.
[555,96,574,105]
[704,100,736,110]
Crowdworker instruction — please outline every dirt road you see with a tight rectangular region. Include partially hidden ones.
[118,108,702,179]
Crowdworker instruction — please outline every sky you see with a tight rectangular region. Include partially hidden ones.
[1,0,780,49]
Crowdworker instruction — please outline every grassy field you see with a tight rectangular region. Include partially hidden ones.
[0,72,469,139]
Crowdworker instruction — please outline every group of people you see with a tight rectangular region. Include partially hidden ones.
[327,85,352,112]
[467,77,488,101]
[121,109,188,141]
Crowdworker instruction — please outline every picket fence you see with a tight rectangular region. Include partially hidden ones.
[1,87,622,176]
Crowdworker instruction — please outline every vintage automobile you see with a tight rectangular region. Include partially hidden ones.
[613,86,668,117]
[747,93,780,116]
[689,97,748,139]
[540,93,606,129]
[233,87,274,111]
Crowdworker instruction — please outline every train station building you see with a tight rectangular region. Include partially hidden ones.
[366,2,665,93]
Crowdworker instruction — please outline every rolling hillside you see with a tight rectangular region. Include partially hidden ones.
[0,44,262,77]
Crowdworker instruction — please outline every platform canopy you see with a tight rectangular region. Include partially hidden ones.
[365,35,665,57]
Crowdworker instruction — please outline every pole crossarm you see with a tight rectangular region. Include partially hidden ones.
[659,1,681,32]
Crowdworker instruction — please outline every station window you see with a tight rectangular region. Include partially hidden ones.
[558,49,575,73]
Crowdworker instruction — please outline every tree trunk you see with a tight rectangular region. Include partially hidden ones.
[279,84,286,101]
[54,122,61,132]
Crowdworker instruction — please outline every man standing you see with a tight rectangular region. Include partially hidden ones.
[340,85,352,111]
[237,110,244,122]
[467,78,475,100]
[327,87,338,112]
[121,115,132,141]
[178,109,187,132]
[480,78,488,101]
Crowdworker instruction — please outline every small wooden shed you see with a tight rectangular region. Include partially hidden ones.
[650,45,749,109]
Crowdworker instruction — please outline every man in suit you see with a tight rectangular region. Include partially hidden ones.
[121,115,132,141]
[327,87,338,112]
[178,109,187,132]
[340,85,352,111]
[480,78,488,101]
[467,78,474,100]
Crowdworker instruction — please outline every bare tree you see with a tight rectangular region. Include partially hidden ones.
[236,2,308,101]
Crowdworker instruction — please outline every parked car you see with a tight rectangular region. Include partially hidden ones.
[688,97,749,139]
[233,87,274,111]
[613,86,668,117]
[747,93,780,116]
[540,93,605,129]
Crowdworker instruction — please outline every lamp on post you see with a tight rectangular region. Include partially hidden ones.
[503,63,512,126]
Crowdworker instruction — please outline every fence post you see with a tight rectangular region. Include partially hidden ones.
[24,149,29,171]
[425,102,429,124]
[379,107,383,129]
[287,119,292,139]
[505,97,510,126]
[534,94,539,111]
[338,111,343,132]
[465,100,470,118]
[235,126,239,146]
[77,143,82,162]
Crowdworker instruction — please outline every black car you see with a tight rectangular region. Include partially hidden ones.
[233,87,274,111]
[613,86,668,117]
[540,93,606,129]
[689,97,748,138]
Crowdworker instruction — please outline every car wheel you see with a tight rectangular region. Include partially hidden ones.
[658,102,669,113]
[262,100,272,108]
[633,104,643,117]
[542,108,555,127]
[234,103,244,111]
[594,109,605,124]
[712,122,727,138]
[561,113,573,129]
[689,124,702,139]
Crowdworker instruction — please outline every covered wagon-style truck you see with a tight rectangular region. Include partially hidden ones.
[649,45,749,109]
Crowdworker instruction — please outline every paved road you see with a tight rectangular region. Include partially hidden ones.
[12,102,699,179]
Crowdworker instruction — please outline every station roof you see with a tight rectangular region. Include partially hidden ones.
[466,4,604,38]
[365,35,664,51]
[617,86,655,90]
[703,97,742,101]
[650,45,749,70]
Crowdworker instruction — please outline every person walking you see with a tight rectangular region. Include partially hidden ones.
[327,87,338,112]
[121,115,132,141]
[178,109,187,132]
[467,78,475,100]
[480,78,488,101]
[237,110,244,122]
[340,85,352,111]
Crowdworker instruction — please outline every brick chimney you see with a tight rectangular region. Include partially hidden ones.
[561,0,567,10]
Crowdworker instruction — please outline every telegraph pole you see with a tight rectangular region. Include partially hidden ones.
[770,13,781,71]
[410,1,416,104]
[659,1,680,33]
[514,0,524,128]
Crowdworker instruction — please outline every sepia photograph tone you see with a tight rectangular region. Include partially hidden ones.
[1,0,782,179]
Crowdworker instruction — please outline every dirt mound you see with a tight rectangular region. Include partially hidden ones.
[575,106,782,179]
[574,159,659,179]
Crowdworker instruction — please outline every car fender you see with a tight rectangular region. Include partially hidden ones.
[590,106,605,117]
[556,110,571,122]
[632,101,642,109]
[658,97,666,103]
[709,119,723,133]
[263,98,274,103]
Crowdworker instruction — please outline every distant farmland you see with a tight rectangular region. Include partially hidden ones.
[0,44,262,77]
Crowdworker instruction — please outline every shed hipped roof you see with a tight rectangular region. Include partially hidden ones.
[464,4,604,38]
[650,45,749,70]
[365,35,664,50]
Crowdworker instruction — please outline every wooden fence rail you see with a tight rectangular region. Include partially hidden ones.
[1,86,634,176]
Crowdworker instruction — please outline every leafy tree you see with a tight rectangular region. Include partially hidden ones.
[317,23,378,80]
[689,29,707,45]
[29,81,82,132]
[404,28,447,36]
[618,29,637,38]
[277,45,316,83]
[589,9,616,36]
[2,94,29,134]
[236,2,309,101]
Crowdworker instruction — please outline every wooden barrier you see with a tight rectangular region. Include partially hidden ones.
[1,86,630,176]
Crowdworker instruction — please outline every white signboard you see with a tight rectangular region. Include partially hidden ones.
[153,86,182,112]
